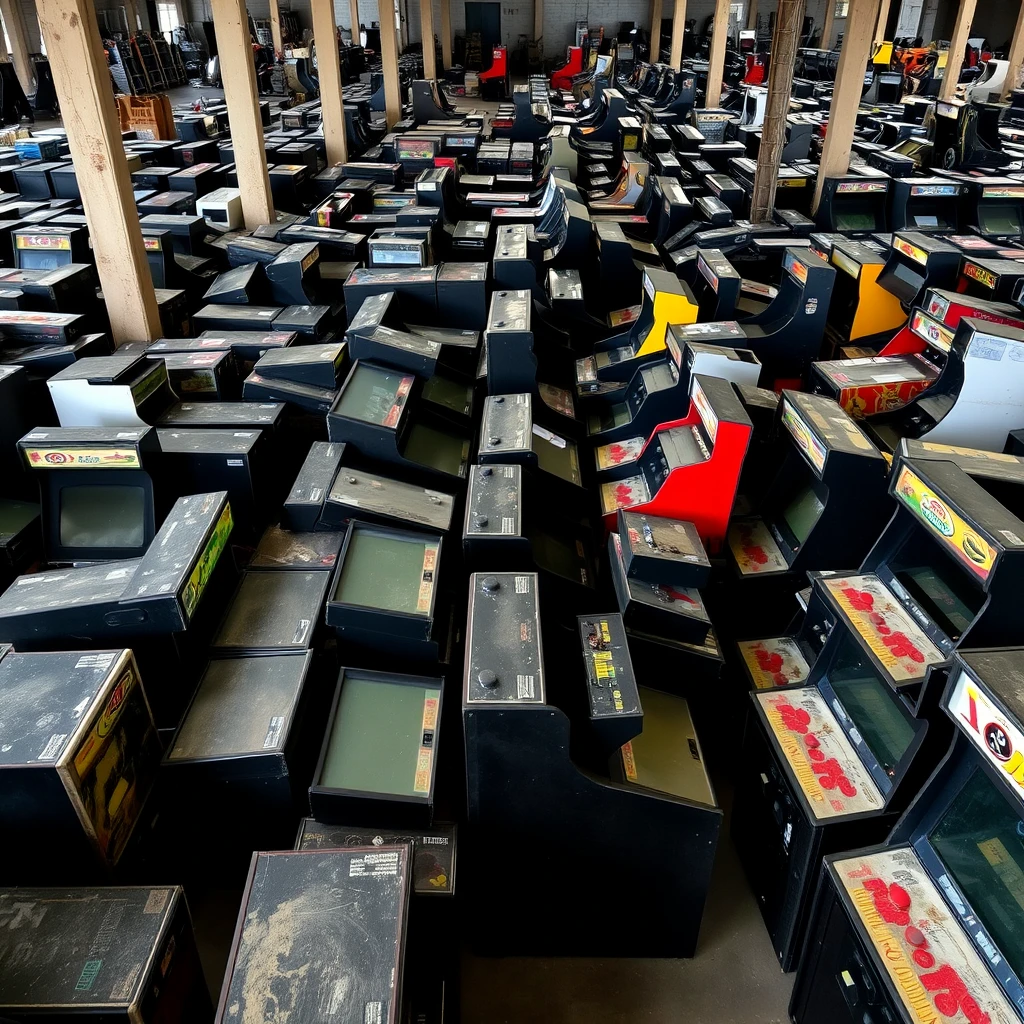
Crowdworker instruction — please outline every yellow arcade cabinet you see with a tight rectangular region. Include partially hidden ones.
[824,239,909,353]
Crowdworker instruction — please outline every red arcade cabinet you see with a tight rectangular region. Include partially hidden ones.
[594,373,752,551]
[479,45,510,99]
[551,46,584,91]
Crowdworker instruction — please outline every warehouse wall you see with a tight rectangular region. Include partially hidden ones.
[176,0,833,62]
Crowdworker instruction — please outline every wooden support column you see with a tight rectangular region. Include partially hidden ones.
[746,0,757,30]
[874,0,891,41]
[350,0,360,42]
[939,0,978,101]
[649,0,663,61]
[1001,0,1024,101]
[821,0,836,48]
[36,0,160,343]
[211,0,275,226]
[750,0,805,222]
[669,0,686,69]
[124,0,141,32]
[440,0,452,67]
[813,0,881,213]
[312,0,348,164]
[379,0,402,128]
[705,0,731,107]
[0,0,34,95]
[268,0,284,56]
[533,0,542,43]
[420,0,436,78]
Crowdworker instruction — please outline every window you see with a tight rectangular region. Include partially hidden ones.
[833,0,850,16]
[156,2,180,41]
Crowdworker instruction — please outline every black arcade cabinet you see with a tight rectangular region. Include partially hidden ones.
[733,452,1024,969]
[327,361,472,489]
[791,648,1024,1024]
[462,571,721,956]
[18,426,162,563]
[725,391,890,633]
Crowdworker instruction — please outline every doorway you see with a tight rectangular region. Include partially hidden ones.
[465,0,501,63]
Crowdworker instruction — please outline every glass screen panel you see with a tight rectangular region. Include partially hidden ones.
[402,422,465,475]
[931,769,1024,983]
[60,485,145,548]
[334,364,411,425]
[978,208,1023,236]
[19,251,69,271]
[782,486,824,547]
[320,677,439,796]
[421,374,471,415]
[830,633,915,777]
[335,529,433,615]
[890,530,983,641]
[834,209,879,231]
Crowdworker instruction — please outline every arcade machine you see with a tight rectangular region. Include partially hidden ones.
[734,450,1024,970]
[572,267,698,390]
[816,177,891,237]
[478,46,510,100]
[462,461,600,616]
[0,647,162,884]
[585,323,760,446]
[462,572,721,956]
[324,523,455,669]
[887,177,965,232]
[346,291,480,382]
[790,648,1024,1024]
[326,361,473,490]
[18,427,163,563]
[482,288,579,434]
[876,233,963,313]
[956,177,1024,240]
[863,318,1024,454]
[605,509,722,680]
[824,240,911,355]
[674,248,742,323]
[725,391,890,634]
[594,373,753,550]
[478,393,586,510]
[217,849,411,1024]
[956,255,1024,305]
[45,353,177,428]
[725,246,836,389]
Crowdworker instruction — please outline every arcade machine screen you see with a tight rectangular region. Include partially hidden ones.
[59,484,146,549]
[977,206,1023,237]
[334,527,436,617]
[320,675,441,797]
[878,260,926,305]
[421,375,472,418]
[833,209,880,234]
[906,202,956,231]
[334,363,412,427]
[888,531,983,642]
[402,422,467,477]
[533,431,579,486]
[781,486,825,549]
[830,644,916,779]
[929,769,1024,981]
[620,687,715,806]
